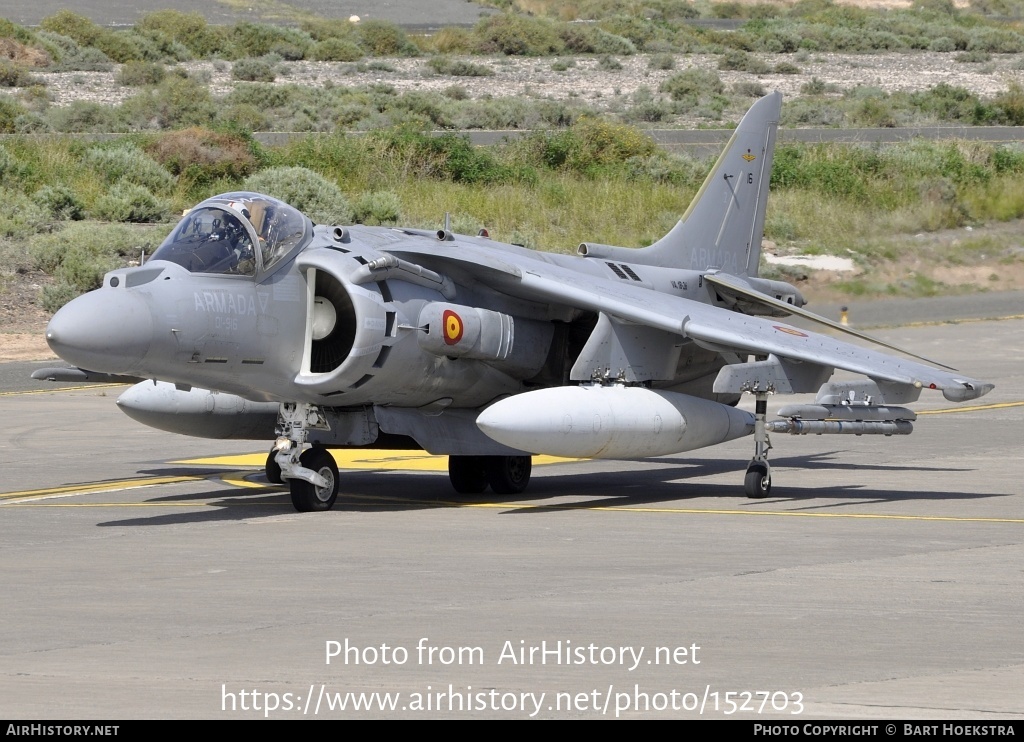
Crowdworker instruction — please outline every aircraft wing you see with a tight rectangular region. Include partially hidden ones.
[390,241,992,403]
[526,268,989,401]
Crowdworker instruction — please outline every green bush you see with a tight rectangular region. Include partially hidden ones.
[596,15,666,51]
[908,83,979,122]
[92,182,169,222]
[426,57,494,77]
[352,190,402,225]
[35,185,85,220]
[138,10,229,58]
[929,37,956,52]
[659,68,724,101]
[94,30,146,63]
[990,145,1024,174]
[734,81,768,98]
[311,38,363,62]
[560,25,636,55]
[648,52,675,70]
[40,283,80,313]
[625,151,704,185]
[0,188,48,238]
[955,50,992,63]
[358,20,417,56]
[0,94,25,133]
[39,11,102,48]
[46,101,122,132]
[117,60,167,86]
[32,222,168,310]
[368,127,524,184]
[473,14,565,56]
[0,61,41,87]
[718,50,772,74]
[217,103,270,133]
[243,166,353,224]
[85,144,175,193]
[232,57,278,82]
[14,112,50,133]
[42,36,113,72]
[520,117,658,176]
[120,75,216,129]
[426,27,476,55]
[967,27,1024,54]
[992,82,1024,125]
[39,18,149,64]
[231,23,312,59]
[300,18,360,43]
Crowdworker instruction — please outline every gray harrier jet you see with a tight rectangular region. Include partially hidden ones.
[39,93,993,511]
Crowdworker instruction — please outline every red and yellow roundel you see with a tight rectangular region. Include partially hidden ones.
[443,309,464,345]
[773,325,808,337]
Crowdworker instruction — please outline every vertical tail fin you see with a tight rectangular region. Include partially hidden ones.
[636,92,781,276]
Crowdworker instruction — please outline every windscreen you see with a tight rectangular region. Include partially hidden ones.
[151,194,311,277]
[151,207,258,276]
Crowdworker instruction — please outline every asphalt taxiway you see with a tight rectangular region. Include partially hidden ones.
[1,307,1022,718]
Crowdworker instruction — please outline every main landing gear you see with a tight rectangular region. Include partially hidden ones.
[745,391,772,498]
[448,455,532,495]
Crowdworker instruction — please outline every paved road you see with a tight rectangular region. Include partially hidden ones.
[1,312,1022,718]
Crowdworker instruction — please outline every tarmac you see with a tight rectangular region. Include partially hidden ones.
[1,296,1022,718]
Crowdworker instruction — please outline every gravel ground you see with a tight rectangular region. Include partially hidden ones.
[27,51,1024,129]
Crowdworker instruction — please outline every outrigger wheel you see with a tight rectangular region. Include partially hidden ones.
[744,461,771,498]
[745,391,772,499]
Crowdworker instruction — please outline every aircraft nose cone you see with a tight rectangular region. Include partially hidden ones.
[46,289,153,374]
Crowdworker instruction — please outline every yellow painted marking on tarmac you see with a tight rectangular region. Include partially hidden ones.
[0,383,127,397]
[6,502,281,508]
[0,475,206,501]
[918,400,1024,415]
[5,476,1023,523]
[220,473,275,489]
[176,450,579,471]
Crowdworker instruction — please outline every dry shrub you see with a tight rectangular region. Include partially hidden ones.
[0,38,50,68]
[146,127,257,182]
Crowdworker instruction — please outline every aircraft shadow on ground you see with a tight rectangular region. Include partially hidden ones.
[96,452,1003,528]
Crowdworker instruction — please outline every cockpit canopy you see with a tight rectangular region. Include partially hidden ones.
[151,193,311,278]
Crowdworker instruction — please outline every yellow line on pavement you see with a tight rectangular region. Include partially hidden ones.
[0,383,128,397]
[918,400,1024,415]
[0,475,207,502]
